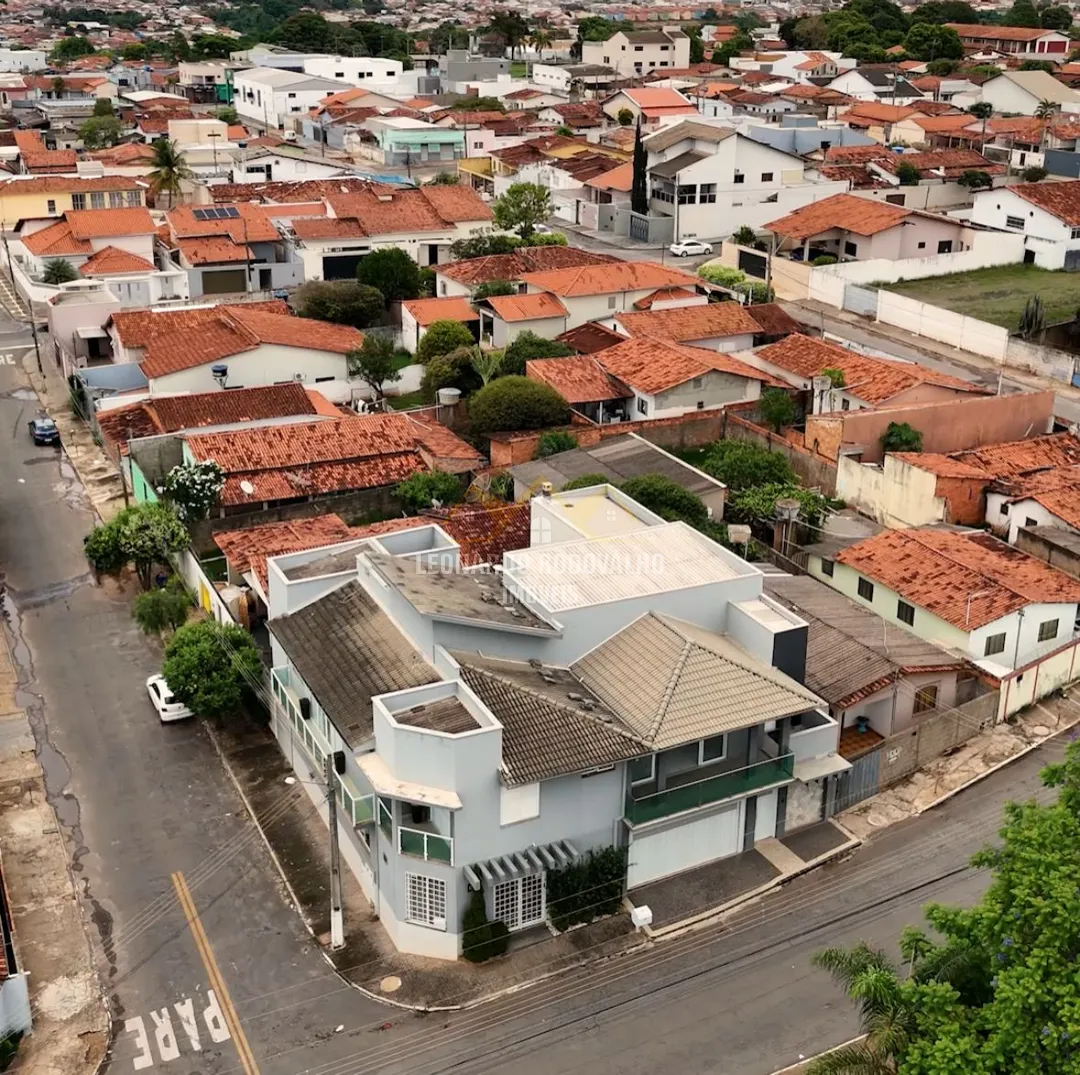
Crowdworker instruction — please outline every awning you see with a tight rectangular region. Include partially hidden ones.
[76,326,109,339]
[463,839,579,889]
[356,753,462,810]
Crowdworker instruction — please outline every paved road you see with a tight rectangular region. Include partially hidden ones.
[563,227,716,268]
[0,341,384,1075]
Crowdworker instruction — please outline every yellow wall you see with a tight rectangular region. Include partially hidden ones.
[0,185,143,226]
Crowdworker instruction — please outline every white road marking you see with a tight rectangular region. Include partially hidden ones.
[123,989,231,1069]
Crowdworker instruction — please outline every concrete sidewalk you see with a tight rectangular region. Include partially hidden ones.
[0,622,108,1074]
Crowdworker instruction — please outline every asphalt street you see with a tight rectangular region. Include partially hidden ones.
[0,335,385,1075]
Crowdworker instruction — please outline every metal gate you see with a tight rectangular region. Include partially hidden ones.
[629,213,649,243]
[738,249,768,279]
[836,746,881,811]
[842,283,879,316]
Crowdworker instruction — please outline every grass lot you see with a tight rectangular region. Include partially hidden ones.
[883,264,1080,332]
[388,390,426,410]
[509,61,527,77]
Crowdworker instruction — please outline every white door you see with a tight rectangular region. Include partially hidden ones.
[754,789,778,843]
[627,801,744,888]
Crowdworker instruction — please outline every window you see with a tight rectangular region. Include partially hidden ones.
[500,782,540,824]
[72,193,86,210]
[1071,226,1080,240]
[886,193,905,206]
[857,577,874,602]
[677,184,697,205]
[897,600,915,626]
[634,45,643,51]
[917,241,926,249]
[46,199,56,214]
[937,240,953,254]
[637,396,649,415]
[287,92,297,98]
[314,375,335,383]
[699,735,726,763]
[734,172,745,184]
[607,295,617,309]
[912,684,938,714]
[691,376,704,388]
[761,171,774,182]
[378,796,393,838]
[629,754,655,785]
[821,558,834,577]
[1006,215,1025,230]
[492,873,545,931]
[1038,618,1059,642]
[844,240,858,257]
[1025,517,1037,527]
[109,191,124,207]
[841,398,850,411]
[984,632,1007,656]
[700,182,716,204]
[1000,502,1009,516]
[405,874,447,929]
[90,192,105,209]
[335,71,344,78]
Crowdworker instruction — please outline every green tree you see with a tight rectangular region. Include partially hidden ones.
[42,258,77,284]
[448,232,521,260]
[428,171,459,185]
[161,460,224,522]
[450,95,506,112]
[1019,58,1054,71]
[162,621,262,719]
[617,107,634,126]
[1038,4,1073,29]
[120,43,150,60]
[395,469,464,512]
[881,420,924,452]
[791,15,830,49]
[50,36,93,62]
[909,0,978,23]
[968,100,993,146]
[926,57,959,75]
[759,388,796,433]
[421,345,481,402]
[501,330,575,375]
[92,96,114,117]
[686,25,706,63]
[84,503,189,589]
[78,115,122,149]
[528,28,553,60]
[468,375,569,435]
[561,473,609,490]
[147,138,193,208]
[1021,164,1047,182]
[470,347,503,387]
[472,279,517,301]
[728,482,828,528]
[958,169,993,189]
[294,279,384,327]
[276,11,337,50]
[903,22,963,59]
[711,30,753,64]
[896,161,922,186]
[730,224,757,246]
[132,578,191,636]
[191,34,238,59]
[700,439,794,490]
[535,430,577,457]
[215,105,239,124]
[346,335,400,403]
[631,119,648,216]
[486,10,530,58]
[620,475,710,528]
[416,319,475,363]
[356,248,421,306]
[462,886,494,963]
[492,182,553,239]
[1018,293,1046,339]
[1003,0,1040,25]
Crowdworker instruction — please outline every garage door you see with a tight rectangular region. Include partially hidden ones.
[627,801,743,888]
[202,268,247,295]
[323,254,364,280]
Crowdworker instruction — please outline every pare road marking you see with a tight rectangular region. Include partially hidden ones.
[123,988,231,1070]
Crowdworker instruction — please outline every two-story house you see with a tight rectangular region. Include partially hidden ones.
[582,29,690,80]
[265,485,846,958]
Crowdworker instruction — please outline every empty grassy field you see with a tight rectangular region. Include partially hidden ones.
[883,264,1080,332]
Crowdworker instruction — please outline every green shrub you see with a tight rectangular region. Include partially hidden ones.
[561,473,609,491]
[162,621,262,719]
[468,376,570,436]
[727,482,829,528]
[488,470,514,500]
[546,846,627,931]
[536,430,578,458]
[730,225,757,246]
[527,232,567,246]
[416,319,475,364]
[698,264,747,288]
[881,420,923,453]
[699,440,794,491]
[420,345,481,402]
[395,470,464,513]
[811,254,837,266]
[759,388,795,433]
[462,887,493,963]
[502,330,575,376]
[132,577,191,636]
[620,474,709,528]
[488,919,511,957]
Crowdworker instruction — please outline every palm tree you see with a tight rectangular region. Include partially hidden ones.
[967,101,992,149]
[147,138,193,208]
[529,29,553,61]
[1035,97,1059,155]
[807,944,915,1074]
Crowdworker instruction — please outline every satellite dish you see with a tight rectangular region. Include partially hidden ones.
[239,480,255,495]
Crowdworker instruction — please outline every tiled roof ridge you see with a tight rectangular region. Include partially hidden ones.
[462,661,648,750]
[894,529,1020,598]
[652,626,693,740]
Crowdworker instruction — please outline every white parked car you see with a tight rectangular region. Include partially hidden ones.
[669,240,714,257]
[146,674,193,723]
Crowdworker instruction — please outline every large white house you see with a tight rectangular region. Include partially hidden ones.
[581,28,690,79]
[970,181,1080,270]
[232,68,344,131]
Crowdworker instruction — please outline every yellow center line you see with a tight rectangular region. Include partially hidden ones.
[171,871,261,1075]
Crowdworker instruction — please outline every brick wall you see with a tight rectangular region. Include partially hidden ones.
[934,474,986,526]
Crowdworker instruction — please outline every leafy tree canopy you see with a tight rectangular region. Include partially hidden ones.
[84,503,189,590]
[356,247,421,306]
[346,334,400,400]
[78,115,122,150]
[396,470,464,513]
[492,182,553,239]
[909,0,978,23]
[294,279,384,328]
[881,420,924,452]
[699,439,795,491]
[162,621,261,719]
[903,22,963,59]
[501,330,575,376]
[49,35,93,61]
[468,375,569,436]
[620,475,709,529]
[416,319,475,364]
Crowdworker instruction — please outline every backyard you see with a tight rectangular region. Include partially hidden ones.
[883,264,1080,332]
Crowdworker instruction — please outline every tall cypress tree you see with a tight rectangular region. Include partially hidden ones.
[631,119,648,215]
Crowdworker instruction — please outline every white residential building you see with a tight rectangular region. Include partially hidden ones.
[582,28,690,79]
[233,68,345,132]
[0,49,46,72]
[970,181,1080,270]
[959,69,1080,116]
[302,56,404,92]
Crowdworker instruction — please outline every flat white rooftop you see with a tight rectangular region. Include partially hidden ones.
[504,521,757,612]
[542,489,654,539]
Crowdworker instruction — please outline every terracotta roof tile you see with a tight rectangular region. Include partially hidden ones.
[632,286,698,310]
[945,22,1059,41]
[766,193,911,240]
[323,183,491,237]
[67,207,156,239]
[151,382,319,432]
[23,149,77,173]
[486,291,568,323]
[554,322,626,354]
[167,202,278,244]
[823,144,893,163]
[836,528,1080,630]
[292,217,367,240]
[756,333,986,404]
[844,102,917,124]
[402,296,478,326]
[519,260,699,298]
[110,300,287,350]
[437,246,619,287]
[79,245,155,275]
[433,502,531,566]
[891,452,991,479]
[21,219,92,256]
[953,432,1080,476]
[219,454,422,505]
[526,356,630,403]
[176,237,251,264]
[615,301,762,342]
[873,148,1004,179]
[1007,180,1080,226]
[743,303,803,338]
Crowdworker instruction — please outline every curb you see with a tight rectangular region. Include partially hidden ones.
[768,1036,867,1075]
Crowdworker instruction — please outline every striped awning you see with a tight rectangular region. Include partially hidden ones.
[463,840,578,889]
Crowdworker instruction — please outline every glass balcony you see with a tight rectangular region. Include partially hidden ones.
[625,753,795,825]
[398,825,453,865]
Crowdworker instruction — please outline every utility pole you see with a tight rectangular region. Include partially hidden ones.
[325,752,345,951]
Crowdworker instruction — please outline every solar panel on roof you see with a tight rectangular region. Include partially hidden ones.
[192,207,212,220]
[221,206,240,219]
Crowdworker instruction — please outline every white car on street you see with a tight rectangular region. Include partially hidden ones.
[669,240,713,257]
[146,674,193,722]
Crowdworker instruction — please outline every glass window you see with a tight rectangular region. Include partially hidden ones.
[1038,618,1059,642]
[628,755,655,785]
[857,577,874,602]
[90,192,105,209]
[897,600,915,626]
[127,189,142,207]
[699,183,716,205]
[699,735,726,763]
[637,396,648,415]
[913,684,938,714]
[821,559,834,577]
[734,172,745,184]
[844,240,858,257]
[761,172,774,182]
[405,874,446,928]
[1006,215,1024,229]
[72,193,86,210]
[677,184,697,205]
[984,633,1006,656]
[109,191,124,207]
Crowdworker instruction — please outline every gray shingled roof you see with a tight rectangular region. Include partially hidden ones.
[764,575,966,708]
[456,654,645,785]
[572,613,822,749]
[269,580,439,747]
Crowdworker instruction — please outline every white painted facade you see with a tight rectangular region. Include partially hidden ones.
[233,68,344,131]
[969,186,1080,270]
[232,151,347,185]
[303,56,404,91]
[581,30,690,80]
[0,49,45,72]
[987,491,1077,544]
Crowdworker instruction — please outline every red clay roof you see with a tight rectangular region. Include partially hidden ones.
[891,452,991,479]
[945,22,1061,41]
[486,291,568,322]
[632,286,699,310]
[1,176,145,196]
[79,245,155,275]
[110,300,288,349]
[67,207,156,239]
[433,501,531,566]
[519,260,699,298]
[756,333,986,405]
[555,322,626,354]
[844,102,917,124]
[323,183,492,237]
[952,432,1080,476]
[835,528,1080,631]
[167,202,278,244]
[1007,180,1080,226]
[292,217,367,240]
[766,193,911,240]
[526,356,630,403]
[176,237,251,265]
[402,296,479,326]
[22,219,92,256]
[437,247,619,287]
[614,301,762,342]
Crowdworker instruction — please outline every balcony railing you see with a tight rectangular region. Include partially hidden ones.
[398,825,453,864]
[625,753,796,825]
